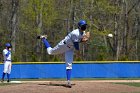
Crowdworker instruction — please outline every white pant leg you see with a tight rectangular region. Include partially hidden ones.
[65,49,74,69]
[7,62,12,74]
[3,62,11,74]
[47,41,73,55]
[47,47,52,55]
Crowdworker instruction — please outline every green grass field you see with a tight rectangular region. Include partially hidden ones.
[0,83,21,86]
[115,82,140,87]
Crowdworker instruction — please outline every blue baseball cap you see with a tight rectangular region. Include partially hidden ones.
[78,20,87,27]
[5,43,11,47]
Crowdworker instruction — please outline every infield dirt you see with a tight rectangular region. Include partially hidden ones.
[0,80,140,93]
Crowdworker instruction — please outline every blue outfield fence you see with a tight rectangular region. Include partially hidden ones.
[0,62,140,79]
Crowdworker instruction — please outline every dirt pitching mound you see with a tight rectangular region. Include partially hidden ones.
[0,80,140,93]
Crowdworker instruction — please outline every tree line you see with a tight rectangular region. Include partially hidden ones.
[0,0,140,62]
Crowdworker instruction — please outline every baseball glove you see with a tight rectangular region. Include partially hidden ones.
[81,31,90,42]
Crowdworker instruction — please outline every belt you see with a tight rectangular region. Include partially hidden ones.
[3,60,11,61]
[6,59,11,61]
[63,41,71,48]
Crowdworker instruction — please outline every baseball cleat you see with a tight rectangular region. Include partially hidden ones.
[66,81,72,88]
[7,80,10,83]
[37,35,47,39]
[1,79,4,83]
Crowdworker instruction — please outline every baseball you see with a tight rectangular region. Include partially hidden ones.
[108,34,113,38]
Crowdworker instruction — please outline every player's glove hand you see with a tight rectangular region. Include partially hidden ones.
[81,31,90,42]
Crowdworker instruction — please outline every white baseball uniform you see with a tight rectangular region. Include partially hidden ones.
[46,29,84,69]
[3,49,12,74]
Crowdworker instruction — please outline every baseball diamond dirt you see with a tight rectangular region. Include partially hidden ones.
[1,80,140,93]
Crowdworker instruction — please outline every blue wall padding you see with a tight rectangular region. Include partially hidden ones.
[0,63,140,79]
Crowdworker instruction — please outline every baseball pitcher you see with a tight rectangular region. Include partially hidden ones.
[37,20,90,88]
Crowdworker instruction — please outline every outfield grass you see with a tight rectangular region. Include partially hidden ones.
[115,82,140,87]
[0,83,21,86]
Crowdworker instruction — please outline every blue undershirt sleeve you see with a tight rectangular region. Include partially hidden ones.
[42,38,51,48]
[5,51,10,57]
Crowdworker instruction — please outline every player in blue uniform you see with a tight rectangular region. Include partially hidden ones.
[1,43,12,83]
[38,20,90,88]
